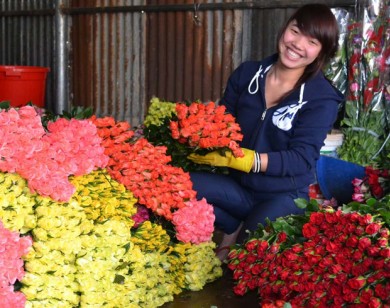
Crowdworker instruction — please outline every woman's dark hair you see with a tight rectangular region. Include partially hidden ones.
[277,4,339,87]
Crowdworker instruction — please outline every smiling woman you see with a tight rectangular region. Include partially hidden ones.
[188,3,343,262]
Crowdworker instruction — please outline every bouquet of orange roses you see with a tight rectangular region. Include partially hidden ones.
[144,98,244,173]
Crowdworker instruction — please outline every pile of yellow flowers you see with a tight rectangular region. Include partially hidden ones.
[143,97,177,127]
[0,170,222,307]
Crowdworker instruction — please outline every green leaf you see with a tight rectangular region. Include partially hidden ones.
[0,101,10,109]
[305,200,320,213]
[114,274,125,284]
[294,198,309,209]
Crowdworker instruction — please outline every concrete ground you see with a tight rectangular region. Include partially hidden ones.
[162,265,259,308]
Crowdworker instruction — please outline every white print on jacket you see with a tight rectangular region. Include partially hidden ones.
[272,100,308,131]
[248,65,307,131]
[272,83,307,131]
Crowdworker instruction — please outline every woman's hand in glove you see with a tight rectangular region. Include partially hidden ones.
[188,148,255,173]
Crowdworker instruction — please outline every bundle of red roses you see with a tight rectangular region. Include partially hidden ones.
[228,200,389,307]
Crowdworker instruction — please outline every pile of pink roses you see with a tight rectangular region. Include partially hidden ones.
[0,106,108,201]
[172,198,215,243]
[0,221,32,308]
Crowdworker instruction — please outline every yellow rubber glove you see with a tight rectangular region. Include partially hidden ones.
[188,148,255,173]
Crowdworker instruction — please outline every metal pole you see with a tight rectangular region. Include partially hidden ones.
[54,0,70,115]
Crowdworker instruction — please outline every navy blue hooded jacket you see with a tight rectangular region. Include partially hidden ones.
[220,54,344,193]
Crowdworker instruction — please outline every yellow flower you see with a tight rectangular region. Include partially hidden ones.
[0,172,37,233]
[131,221,171,252]
[32,227,48,241]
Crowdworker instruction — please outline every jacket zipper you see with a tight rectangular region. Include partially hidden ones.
[261,109,267,121]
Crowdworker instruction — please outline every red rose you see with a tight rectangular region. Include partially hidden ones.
[342,260,354,273]
[314,245,326,255]
[279,268,290,280]
[233,269,244,280]
[333,295,344,306]
[227,261,238,271]
[283,250,300,261]
[302,223,319,239]
[324,228,337,239]
[245,239,258,252]
[334,272,348,285]
[310,212,325,225]
[372,258,385,270]
[374,283,388,300]
[290,243,303,253]
[348,276,367,290]
[352,264,366,276]
[376,236,388,248]
[349,212,361,223]
[227,249,238,260]
[346,235,359,248]
[359,288,374,304]
[269,243,280,254]
[346,223,357,234]
[245,254,257,264]
[250,264,263,275]
[379,228,389,237]
[358,237,372,251]
[359,213,373,225]
[256,240,269,254]
[367,271,385,284]
[379,247,390,258]
[365,222,381,235]
[362,257,374,269]
[277,231,287,243]
[325,211,339,224]
[352,249,364,260]
[237,250,247,260]
[368,297,382,308]
[237,261,246,269]
[247,278,258,290]
[342,286,360,302]
[319,255,334,269]
[355,226,365,236]
[328,284,342,297]
[329,264,343,274]
[366,246,380,257]
[233,282,247,296]
[326,241,341,253]
[306,254,321,266]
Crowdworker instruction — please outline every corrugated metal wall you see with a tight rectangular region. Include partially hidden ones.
[0,0,355,126]
[0,0,55,110]
[69,0,146,125]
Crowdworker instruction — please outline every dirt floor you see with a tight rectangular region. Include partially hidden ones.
[162,265,259,308]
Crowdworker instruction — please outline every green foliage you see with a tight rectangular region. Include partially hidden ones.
[41,105,94,129]
[0,101,10,109]
[241,198,317,248]
[338,101,388,168]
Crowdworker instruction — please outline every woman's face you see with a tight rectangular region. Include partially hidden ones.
[278,20,322,71]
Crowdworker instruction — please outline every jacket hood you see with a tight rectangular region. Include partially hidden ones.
[248,53,344,106]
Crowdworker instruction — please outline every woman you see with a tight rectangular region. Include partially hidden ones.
[189,4,344,261]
